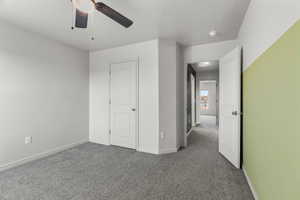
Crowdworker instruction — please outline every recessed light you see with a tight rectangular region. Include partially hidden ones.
[209,30,217,37]
[198,61,211,67]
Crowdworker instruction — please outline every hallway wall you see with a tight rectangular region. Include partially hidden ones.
[239,0,300,199]
[158,40,179,153]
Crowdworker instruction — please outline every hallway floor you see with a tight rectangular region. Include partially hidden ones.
[0,129,253,200]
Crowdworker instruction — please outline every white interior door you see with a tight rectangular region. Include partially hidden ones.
[219,47,241,168]
[110,61,137,149]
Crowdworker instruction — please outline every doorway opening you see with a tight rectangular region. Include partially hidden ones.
[197,61,219,129]
[184,47,242,169]
[188,60,219,130]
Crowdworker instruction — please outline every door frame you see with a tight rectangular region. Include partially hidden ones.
[108,59,139,150]
[187,64,197,132]
[184,64,196,147]
[240,48,244,168]
[184,53,243,168]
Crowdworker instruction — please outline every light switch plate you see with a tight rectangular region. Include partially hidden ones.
[160,131,165,139]
[25,136,32,144]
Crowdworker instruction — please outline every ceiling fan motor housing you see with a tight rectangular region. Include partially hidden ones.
[73,0,95,13]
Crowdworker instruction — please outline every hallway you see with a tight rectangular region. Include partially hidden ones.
[0,128,253,200]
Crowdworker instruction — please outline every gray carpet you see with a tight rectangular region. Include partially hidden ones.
[0,128,254,200]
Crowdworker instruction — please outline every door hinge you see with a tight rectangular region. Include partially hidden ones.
[109,99,111,104]
[109,130,111,135]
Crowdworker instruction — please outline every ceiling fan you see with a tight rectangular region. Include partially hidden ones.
[71,0,133,29]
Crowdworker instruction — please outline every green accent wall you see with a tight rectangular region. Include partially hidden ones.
[243,20,300,200]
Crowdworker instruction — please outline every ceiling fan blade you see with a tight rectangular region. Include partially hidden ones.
[75,9,88,28]
[95,2,133,28]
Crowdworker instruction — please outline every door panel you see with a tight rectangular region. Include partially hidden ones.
[110,61,137,149]
[219,47,241,168]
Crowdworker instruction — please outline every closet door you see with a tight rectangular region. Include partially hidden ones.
[110,61,137,149]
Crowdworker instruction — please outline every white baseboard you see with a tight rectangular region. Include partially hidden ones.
[89,137,110,146]
[0,140,88,172]
[243,167,259,200]
[138,149,160,155]
[159,147,179,154]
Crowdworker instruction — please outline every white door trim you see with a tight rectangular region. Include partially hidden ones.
[109,59,139,150]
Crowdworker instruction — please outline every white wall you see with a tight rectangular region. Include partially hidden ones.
[158,40,178,153]
[198,70,219,81]
[238,0,300,70]
[89,40,160,154]
[90,39,181,154]
[184,40,238,63]
[0,21,89,169]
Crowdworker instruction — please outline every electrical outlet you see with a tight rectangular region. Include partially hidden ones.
[25,136,32,144]
[160,131,165,139]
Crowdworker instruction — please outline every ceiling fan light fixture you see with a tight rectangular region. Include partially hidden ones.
[73,0,95,13]
[71,0,134,29]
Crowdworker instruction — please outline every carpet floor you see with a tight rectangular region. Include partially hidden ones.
[0,127,254,200]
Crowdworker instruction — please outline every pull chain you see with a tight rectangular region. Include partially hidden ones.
[90,11,95,40]
[71,0,75,30]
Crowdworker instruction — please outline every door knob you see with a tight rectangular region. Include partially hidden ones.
[131,108,136,111]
